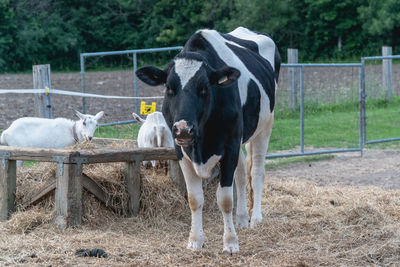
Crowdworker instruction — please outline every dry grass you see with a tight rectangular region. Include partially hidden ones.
[1,147,400,266]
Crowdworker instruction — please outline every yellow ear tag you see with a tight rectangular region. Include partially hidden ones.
[45,86,50,95]
[218,76,228,84]
[140,101,157,115]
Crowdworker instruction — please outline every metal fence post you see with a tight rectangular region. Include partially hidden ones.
[382,46,393,101]
[360,58,366,149]
[80,54,86,114]
[300,66,304,153]
[288,49,298,110]
[133,52,139,115]
[33,64,53,118]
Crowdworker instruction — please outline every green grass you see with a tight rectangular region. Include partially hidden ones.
[90,98,400,154]
[95,124,140,140]
[270,97,400,152]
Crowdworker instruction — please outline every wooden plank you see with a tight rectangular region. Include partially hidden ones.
[0,145,74,163]
[0,159,16,221]
[22,180,56,208]
[33,64,53,118]
[288,48,298,110]
[22,173,109,212]
[75,147,177,163]
[81,173,107,204]
[0,146,177,163]
[125,161,141,216]
[382,46,393,101]
[55,163,82,228]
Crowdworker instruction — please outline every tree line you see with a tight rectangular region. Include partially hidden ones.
[0,0,399,72]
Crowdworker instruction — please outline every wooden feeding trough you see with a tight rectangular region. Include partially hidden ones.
[0,138,186,228]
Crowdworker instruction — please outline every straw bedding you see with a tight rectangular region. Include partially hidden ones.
[1,146,400,266]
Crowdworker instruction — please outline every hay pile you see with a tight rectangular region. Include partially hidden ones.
[11,139,194,228]
[1,146,400,266]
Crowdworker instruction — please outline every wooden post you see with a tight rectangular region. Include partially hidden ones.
[169,160,186,195]
[55,163,82,228]
[125,160,141,216]
[0,159,16,221]
[33,64,53,118]
[288,49,298,110]
[382,46,393,101]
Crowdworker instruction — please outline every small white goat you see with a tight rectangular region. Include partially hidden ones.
[0,110,104,149]
[132,111,174,168]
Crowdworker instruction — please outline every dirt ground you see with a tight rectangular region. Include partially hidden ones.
[267,149,400,189]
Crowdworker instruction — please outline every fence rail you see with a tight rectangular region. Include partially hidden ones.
[80,46,183,115]
[0,48,399,160]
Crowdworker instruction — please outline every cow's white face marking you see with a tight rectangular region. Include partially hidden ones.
[174,58,203,89]
[181,147,221,178]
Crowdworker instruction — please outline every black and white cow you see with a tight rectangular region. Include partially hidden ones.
[136,27,280,254]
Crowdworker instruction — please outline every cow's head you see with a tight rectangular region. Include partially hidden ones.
[136,53,240,147]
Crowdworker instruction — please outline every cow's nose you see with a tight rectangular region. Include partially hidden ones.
[173,120,193,137]
[173,120,194,146]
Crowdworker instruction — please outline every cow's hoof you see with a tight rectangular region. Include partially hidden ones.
[250,215,262,228]
[187,240,204,250]
[223,243,239,255]
[236,214,249,228]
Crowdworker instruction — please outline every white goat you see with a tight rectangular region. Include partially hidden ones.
[0,110,104,149]
[132,111,174,168]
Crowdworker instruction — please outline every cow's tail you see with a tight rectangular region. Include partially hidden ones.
[245,143,254,213]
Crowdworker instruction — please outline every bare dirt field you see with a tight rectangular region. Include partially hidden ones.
[1,64,399,129]
[0,148,400,266]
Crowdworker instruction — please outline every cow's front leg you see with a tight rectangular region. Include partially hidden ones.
[217,184,239,254]
[179,158,205,250]
[218,145,240,254]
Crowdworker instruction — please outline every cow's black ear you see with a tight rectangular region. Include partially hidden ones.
[136,66,167,86]
[210,67,240,87]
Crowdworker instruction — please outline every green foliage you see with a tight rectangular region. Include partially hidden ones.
[0,0,15,69]
[1,0,400,72]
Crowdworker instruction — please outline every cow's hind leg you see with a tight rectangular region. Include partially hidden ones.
[247,115,274,228]
[180,157,205,250]
[235,149,249,228]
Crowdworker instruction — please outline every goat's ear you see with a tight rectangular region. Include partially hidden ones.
[210,66,240,87]
[94,111,104,120]
[75,110,85,120]
[132,112,145,123]
[136,66,167,86]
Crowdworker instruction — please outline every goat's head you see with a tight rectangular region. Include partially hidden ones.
[75,110,104,141]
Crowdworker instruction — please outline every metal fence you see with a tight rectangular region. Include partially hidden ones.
[267,63,363,159]
[80,46,183,125]
[80,47,400,159]
[361,55,400,145]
